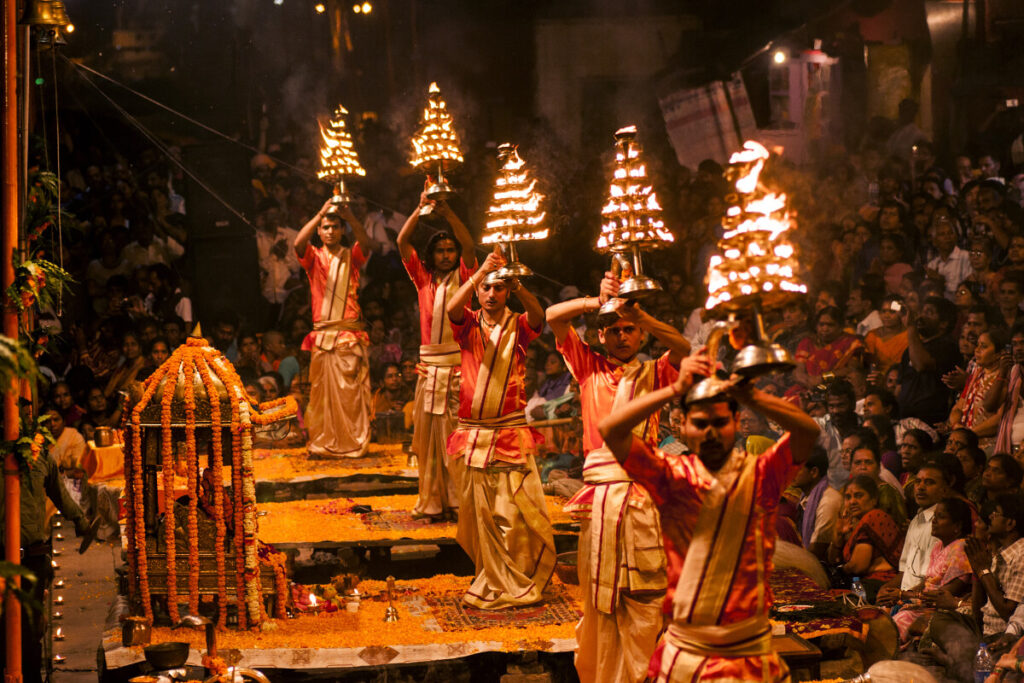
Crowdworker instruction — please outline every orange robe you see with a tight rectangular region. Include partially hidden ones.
[623,434,799,682]
[559,328,676,683]
[446,308,555,609]
[300,242,371,458]
[403,252,475,516]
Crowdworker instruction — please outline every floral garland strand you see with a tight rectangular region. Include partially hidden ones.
[238,397,261,626]
[258,544,289,619]
[183,360,200,616]
[221,358,248,631]
[193,348,229,630]
[130,361,168,623]
[250,396,298,426]
[161,362,181,624]
[123,409,136,600]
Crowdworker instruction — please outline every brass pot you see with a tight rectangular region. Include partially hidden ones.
[95,426,115,448]
[121,616,151,647]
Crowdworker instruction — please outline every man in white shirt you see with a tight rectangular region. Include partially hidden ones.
[925,217,971,300]
[847,285,882,336]
[254,203,301,307]
[122,219,185,269]
[877,461,953,602]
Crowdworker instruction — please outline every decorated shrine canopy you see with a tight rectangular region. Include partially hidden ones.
[410,82,463,168]
[125,333,296,630]
[317,104,366,181]
[482,144,547,245]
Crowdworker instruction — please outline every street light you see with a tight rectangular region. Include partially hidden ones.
[772,49,787,65]
[314,3,326,13]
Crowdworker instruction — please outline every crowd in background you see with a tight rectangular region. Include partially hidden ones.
[28,96,1024,680]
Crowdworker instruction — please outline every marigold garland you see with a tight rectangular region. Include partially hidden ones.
[236,394,260,626]
[123,336,296,630]
[161,361,181,624]
[183,362,200,616]
[194,353,230,629]
[130,357,169,624]
[221,357,248,631]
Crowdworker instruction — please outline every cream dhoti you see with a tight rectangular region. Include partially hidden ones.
[450,411,555,610]
[412,342,463,516]
[306,320,371,459]
[569,450,666,683]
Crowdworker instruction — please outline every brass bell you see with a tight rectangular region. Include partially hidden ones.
[19,0,71,27]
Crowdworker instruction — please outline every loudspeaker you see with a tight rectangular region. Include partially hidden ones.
[181,142,261,329]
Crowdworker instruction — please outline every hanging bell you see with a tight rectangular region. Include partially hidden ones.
[19,0,71,27]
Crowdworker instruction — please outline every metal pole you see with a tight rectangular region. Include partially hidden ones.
[2,3,24,683]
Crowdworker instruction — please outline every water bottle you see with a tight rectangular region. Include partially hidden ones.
[975,642,995,683]
[851,577,867,604]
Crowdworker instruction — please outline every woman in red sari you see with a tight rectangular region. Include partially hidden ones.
[949,328,1008,453]
[828,475,904,598]
[791,306,865,395]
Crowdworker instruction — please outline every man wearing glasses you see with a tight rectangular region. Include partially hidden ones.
[547,272,688,683]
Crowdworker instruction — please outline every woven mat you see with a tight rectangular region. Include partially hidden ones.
[360,510,452,532]
[425,585,582,631]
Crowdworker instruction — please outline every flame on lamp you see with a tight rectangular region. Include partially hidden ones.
[482,144,548,244]
[317,104,366,182]
[704,140,807,311]
[410,82,464,168]
[595,125,674,253]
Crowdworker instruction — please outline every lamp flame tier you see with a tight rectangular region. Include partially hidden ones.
[410,82,463,202]
[595,125,672,311]
[703,140,807,313]
[696,140,808,384]
[482,143,547,280]
[317,104,366,205]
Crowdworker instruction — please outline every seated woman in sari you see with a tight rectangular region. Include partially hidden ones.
[949,328,1008,453]
[790,306,865,397]
[889,497,973,643]
[827,475,905,599]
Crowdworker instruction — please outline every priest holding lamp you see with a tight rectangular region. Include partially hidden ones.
[445,246,556,610]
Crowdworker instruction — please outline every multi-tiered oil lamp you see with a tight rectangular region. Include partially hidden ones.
[410,82,463,212]
[316,104,366,206]
[688,141,808,403]
[595,126,674,320]
[481,143,547,280]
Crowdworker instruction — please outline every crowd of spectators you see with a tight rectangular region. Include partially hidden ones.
[29,95,1024,680]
